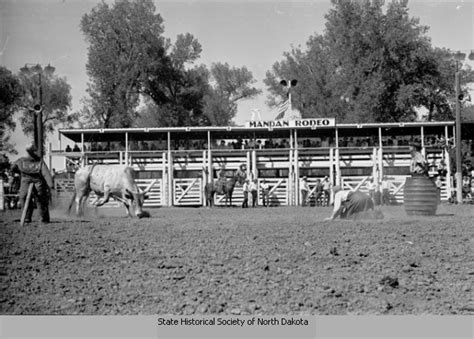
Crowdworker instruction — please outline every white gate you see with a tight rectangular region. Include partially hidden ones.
[173,178,203,206]
[341,176,409,204]
[54,178,163,207]
[259,178,289,207]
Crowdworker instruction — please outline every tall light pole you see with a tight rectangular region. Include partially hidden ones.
[280,79,298,117]
[20,63,55,158]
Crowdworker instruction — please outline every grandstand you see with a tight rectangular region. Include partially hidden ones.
[50,119,473,207]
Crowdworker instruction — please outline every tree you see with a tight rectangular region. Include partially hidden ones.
[140,34,211,127]
[265,0,472,123]
[80,0,166,128]
[204,62,261,126]
[0,66,23,153]
[264,35,344,121]
[17,69,73,146]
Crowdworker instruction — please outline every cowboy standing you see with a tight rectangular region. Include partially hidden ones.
[300,176,309,207]
[322,176,331,206]
[11,144,53,223]
[242,179,250,208]
[250,179,258,207]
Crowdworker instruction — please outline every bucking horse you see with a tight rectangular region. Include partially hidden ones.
[204,167,246,207]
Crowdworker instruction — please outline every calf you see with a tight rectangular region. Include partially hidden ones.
[68,165,156,218]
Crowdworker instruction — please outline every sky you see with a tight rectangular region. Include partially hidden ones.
[1,0,473,162]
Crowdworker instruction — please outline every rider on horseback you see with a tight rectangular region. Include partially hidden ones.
[236,163,247,181]
[216,165,227,195]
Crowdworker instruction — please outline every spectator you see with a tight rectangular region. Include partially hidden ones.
[65,145,72,152]
[322,176,331,206]
[300,176,309,207]
[250,179,258,207]
[437,159,447,177]
[314,179,323,206]
[462,176,471,200]
[435,175,442,204]
[380,176,390,205]
[72,144,81,152]
[242,179,249,208]
[260,179,270,207]
[367,177,376,202]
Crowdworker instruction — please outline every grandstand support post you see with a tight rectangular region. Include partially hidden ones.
[335,147,341,186]
[295,148,300,206]
[202,150,207,207]
[444,125,451,200]
[246,151,251,180]
[378,127,383,180]
[329,147,334,203]
[168,151,173,207]
[207,131,212,184]
[125,132,129,166]
[288,149,293,206]
[251,150,257,181]
[421,126,426,158]
[207,149,213,184]
[372,147,378,183]
[378,146,383,181]
[80,132,84,155]
[162,152,167,206]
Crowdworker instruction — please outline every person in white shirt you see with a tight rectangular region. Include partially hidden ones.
[249,179,258,207]
[300,176,310,207]
[322,176,331,206]
[325,185,382,221]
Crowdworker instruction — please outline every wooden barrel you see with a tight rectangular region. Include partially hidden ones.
[404,176,438,216]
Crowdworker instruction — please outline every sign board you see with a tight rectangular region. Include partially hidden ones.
[245,118,335,129]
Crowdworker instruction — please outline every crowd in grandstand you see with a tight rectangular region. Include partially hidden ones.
[63,134,471,154]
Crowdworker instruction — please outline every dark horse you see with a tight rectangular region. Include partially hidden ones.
[204,170,246,207]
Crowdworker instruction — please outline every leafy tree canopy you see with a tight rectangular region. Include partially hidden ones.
[81,0,166,128]
[81,0,261,128]
[0,66,23,154]
[265,0,474,123]
[17,69,73,145]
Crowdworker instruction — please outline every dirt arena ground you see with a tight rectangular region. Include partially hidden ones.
[1,202,473,315]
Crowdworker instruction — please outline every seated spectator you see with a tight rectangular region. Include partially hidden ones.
[437,159,447,177]
[321,138,329,148]
[65,145,72,152]
[72,144,81,152]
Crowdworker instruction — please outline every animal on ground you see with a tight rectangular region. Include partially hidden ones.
[67,164,156,218]
[204,170,246,207]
